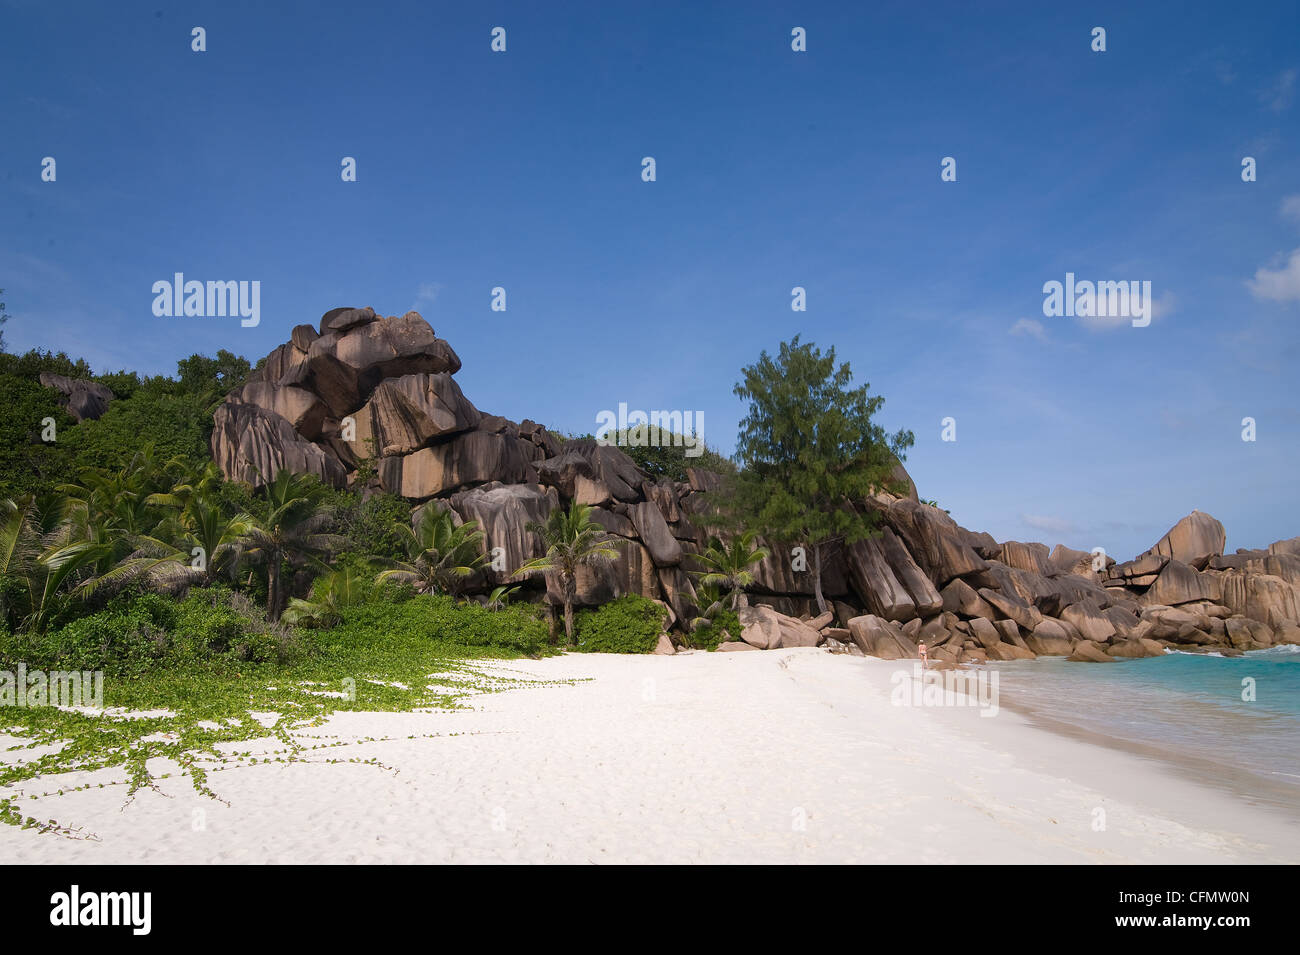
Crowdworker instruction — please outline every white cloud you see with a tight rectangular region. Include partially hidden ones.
[1260,68,1297,112]
[1076,290,1176,331]
[1281,195,1300,225]
[412,282,443,311]
[1247,248,1300,302]
[1020,514,1077,537]
[1009,318,1047,342]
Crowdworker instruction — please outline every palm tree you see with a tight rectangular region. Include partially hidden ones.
[691,581,728,624]
[240,470,342,621]
[375,505,486,596]
[283,564,371,628]
[60,458,249,600]
[514,502,619,645]
[58,446,176,536]
[690,531,769,610]
[147,465,251,584]
[485,584,519,611]
[0,494,106,631]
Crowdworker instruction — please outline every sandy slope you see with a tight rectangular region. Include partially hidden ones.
[2,648,1296,864]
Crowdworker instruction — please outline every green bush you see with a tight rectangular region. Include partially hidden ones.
[61,388,213,477]
[323,593,551,657]
[172,587,300,666]
[686,606,741,651]
[0,354,75,499]
[573,594,668,653]
[0,587,300,677]
[327,489,412,562]
[604,426,737,482]
[0,591,177,677]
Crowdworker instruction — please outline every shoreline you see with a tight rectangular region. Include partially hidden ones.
[1,649,1296,864]
[903,653,1300,818]
[986,663,1300,819]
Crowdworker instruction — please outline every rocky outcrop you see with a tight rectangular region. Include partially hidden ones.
[1141,510,1226,570]
[211,400,347,487]
[378,431,532,499]
[443,483,558,587]
[39,373,113,422]
[738,604,822,650]
[210,309,1300,661]
[348,373,480,458]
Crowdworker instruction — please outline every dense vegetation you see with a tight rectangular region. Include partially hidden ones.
[574,595,668,653]
[0,348,245,500]
[600,426,737,482]
[0,334,911,653]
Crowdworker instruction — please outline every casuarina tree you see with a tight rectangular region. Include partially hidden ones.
[714,336,914,615]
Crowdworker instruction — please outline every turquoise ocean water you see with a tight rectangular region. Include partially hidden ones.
[988,646,1300,813]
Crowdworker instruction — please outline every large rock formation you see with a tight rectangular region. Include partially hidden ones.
[40,373,113,422]
[210,309,1300,660]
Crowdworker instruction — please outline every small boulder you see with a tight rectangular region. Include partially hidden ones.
[1068,640,1116,663]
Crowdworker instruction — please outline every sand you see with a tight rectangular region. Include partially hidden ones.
[2,648,1296,864]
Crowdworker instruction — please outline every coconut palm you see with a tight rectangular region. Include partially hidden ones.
[240,470,342,621]
[691,581,728,625]
[513,502,619,645]
[690,530,769,610]
[0,493,106,631]
[58,445,176,537]
[147,467,252,584]
[283,564,371,628]
[375,505,486,596]
[484,584,519,611]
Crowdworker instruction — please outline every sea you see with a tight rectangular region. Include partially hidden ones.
[988,646,1300,814]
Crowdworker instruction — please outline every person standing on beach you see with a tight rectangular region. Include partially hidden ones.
[918,641,928,670]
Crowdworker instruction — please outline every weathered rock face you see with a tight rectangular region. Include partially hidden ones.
[211,311,1299,658]
[629,501,683,567]
[349,373,480,458]
[1142,511,1227,571]
[211,400,347,487]
[1221,571,1300,628]
[536,440,642,502]
[240,381,330,440]
[750,538,850,597]
[739,604,807,649]
[444,483,558,587]
[1146,559,1222,606]
[847,614,918,659]
[1026,620,1073,656]
[881,500,988,585]
[1000,541,1052,577]
[40,373,113,422]
[846,535,917,621]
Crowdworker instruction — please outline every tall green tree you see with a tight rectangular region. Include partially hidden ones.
[514,502,619,645]
[716,336,914,615]
[175,350,251,398]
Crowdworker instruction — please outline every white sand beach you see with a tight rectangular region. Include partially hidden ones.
[2,648,1296,864]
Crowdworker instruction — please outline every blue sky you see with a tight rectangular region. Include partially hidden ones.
[3,0,1298,561]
